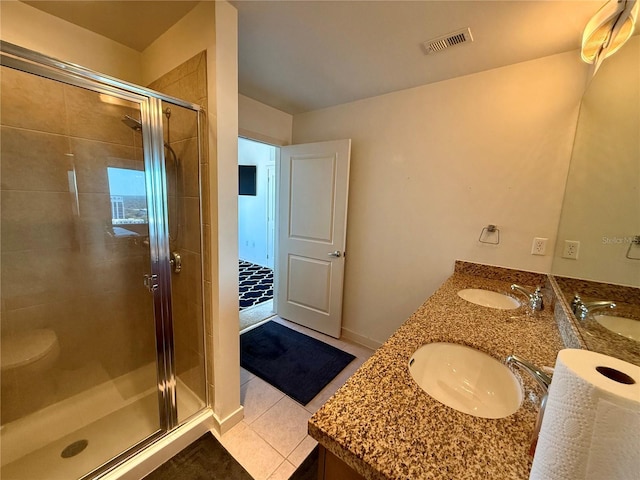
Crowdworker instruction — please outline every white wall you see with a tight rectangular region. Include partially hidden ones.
[145,0,243,434]
[293,50,588,346]
[0,0,142,82]
[238,138,276,268]
[141,2,213,87]
[552,36,640,287]
[211,0,243,433]
[239,94,293,146]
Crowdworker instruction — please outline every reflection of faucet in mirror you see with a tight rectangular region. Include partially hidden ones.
[571,294,616,320]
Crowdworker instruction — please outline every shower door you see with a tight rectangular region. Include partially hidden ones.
[0,43,199,480]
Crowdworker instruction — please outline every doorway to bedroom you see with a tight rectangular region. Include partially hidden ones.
[238,137,278,331]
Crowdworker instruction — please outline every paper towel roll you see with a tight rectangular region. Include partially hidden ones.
[529,349,640,480]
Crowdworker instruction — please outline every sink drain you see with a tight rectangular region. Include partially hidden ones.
[61,439,88,458]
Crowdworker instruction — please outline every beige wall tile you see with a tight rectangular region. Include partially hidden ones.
[165,102,199,142]
[203,280,213,336]
[182,196,202,254]
[171,250,203,305]
[3,294,77,335]
[148,52,204,93]
[1,249,76,310]
[75,192,112,246]
[173,137,200,198]
[70,138,141,194]
[64,85,138,146]
[1,190,74,252]
[155,69,204,106]
[197,53,208,103]
[0,66,67,134]
[1,127,73,192]
[202,223,212,283]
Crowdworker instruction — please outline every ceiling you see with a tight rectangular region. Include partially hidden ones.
[233,1,603,114]
[22,0,607,114]
[22,1,199,51]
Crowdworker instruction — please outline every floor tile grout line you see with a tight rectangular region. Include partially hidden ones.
[245,416,309,462]
[245,388,285,427]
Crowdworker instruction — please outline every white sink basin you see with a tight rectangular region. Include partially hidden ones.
[408,343,522,418]
[457,289,520,310]
[595,315,640,342]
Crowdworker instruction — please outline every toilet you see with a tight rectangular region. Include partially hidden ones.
[1,328,60,379]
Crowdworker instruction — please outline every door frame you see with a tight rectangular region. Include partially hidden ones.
[237,136,351,339]
[237,135,282,316]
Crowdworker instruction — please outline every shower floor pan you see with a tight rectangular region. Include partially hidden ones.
[1,363,204,480]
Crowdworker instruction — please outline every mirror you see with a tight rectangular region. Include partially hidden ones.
[551,35,639,287]
[551,35,639,366]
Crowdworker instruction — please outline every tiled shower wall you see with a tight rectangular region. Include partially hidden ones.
[147,51,210,408]
[0,67,156,422]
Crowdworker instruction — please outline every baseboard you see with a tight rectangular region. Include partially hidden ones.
[211,405,244,436]
[340,327,382,350]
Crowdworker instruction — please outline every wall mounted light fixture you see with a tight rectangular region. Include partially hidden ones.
[582,0,638,70]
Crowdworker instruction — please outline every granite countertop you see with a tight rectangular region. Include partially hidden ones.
[550,275,640,367]
[309,263,566,480]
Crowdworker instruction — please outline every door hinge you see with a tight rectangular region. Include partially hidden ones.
[143,274,159,292]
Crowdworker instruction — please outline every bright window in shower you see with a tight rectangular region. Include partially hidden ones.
[107,166,148,236]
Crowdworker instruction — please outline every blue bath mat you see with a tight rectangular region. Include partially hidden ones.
[240,321,355,405]
[143,433,251,480]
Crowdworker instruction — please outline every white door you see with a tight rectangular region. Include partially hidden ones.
[276,139,351,338]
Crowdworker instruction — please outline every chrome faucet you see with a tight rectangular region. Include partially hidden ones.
[505,354,553,457]
[571,294,616,320]
[505,355,552,392]
[510,284,544,311]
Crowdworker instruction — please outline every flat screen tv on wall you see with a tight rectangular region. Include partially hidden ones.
[238,165,257,196]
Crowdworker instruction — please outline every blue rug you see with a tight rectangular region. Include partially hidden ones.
[240,321,355,405]
[239,260,273,310]
[143,433,251,480]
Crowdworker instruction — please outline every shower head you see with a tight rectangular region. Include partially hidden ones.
[122,115,142,131]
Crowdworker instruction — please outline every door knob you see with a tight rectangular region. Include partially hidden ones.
[328,251,342,258]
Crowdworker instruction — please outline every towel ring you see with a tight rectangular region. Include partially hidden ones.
[626,235,640,260]
[479,225,500,245]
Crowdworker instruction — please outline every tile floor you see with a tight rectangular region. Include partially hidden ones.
[216,316,374,480]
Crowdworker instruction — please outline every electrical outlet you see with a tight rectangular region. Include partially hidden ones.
[562,240,580,259]
[531,237,548,256]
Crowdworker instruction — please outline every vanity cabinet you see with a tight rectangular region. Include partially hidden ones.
[318,446,365,480]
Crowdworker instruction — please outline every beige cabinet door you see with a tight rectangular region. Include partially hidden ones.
[276,139,351,337]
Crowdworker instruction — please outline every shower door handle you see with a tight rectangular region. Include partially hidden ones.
[143,274,159,292]
[170,252,182,273]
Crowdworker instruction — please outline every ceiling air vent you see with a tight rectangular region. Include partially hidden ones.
[422,27,473,55]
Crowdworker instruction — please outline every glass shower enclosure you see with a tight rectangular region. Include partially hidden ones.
[0,42,207,479]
